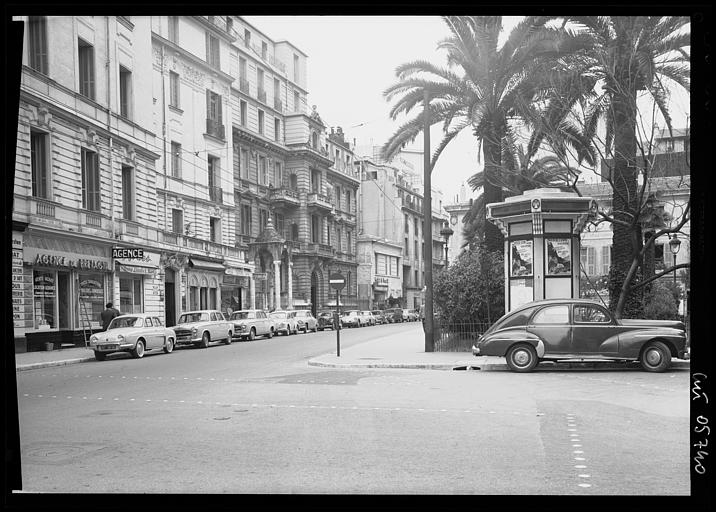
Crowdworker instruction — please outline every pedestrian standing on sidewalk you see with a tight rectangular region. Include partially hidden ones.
[100,302,120,331]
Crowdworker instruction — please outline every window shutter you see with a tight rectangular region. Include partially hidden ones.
[206,89,211,119]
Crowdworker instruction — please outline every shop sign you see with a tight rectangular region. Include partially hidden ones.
[254,272,267,281]
[112,248,144,259]
[30,252,108,270]
[374,277,389,288]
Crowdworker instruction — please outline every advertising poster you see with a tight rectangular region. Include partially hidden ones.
[510,240,533,277]
[546,238,572,276]
[510,278,534,311]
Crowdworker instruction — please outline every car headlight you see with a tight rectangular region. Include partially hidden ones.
[90,335,98,343]
[116,334,124,341]
[191,327,198,335]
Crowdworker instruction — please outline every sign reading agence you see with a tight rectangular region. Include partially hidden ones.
[112,248,144,259]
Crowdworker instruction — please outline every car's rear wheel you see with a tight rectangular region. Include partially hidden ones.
[132,339,145,359]
[248,328,256,341]
[163,337,174,354]
[506,343,538,372]
[640,341,671,372]
[267,328,274,339]
[201,332,210,349]
[312,324,318,333]
[94,351,107,361]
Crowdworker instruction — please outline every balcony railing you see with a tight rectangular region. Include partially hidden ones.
[307,192,333,211]
[268,54,287,74]
[274,98,283,112]
[239,78,250,94]
[36,198,56,217]
[270,187,300,206]
[206,118,225,139]
[85,211,102,228]
[209,186,223,204]
[257,88,266,104]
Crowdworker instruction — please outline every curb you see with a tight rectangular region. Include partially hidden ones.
[16,357,96,372]
[307,359,690,371]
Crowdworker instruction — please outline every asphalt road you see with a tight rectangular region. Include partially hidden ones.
[14,322,690,495]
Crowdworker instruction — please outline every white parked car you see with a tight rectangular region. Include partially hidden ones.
[340,310,363,328]
[229,309,275,341]
[173,310,233,349]
[360,311,376,326]
[269,310,299,336]
[293,310,318,333]
[89,314,176,361]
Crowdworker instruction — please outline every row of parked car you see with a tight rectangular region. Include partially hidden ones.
[88,307,422,361]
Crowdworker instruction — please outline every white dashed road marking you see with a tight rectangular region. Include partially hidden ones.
[566,414,592,490]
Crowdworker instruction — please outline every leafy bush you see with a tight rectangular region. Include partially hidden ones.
[642,278,680,320]
[433,248,504,325]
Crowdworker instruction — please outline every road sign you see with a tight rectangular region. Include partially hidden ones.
[329,272,345,291]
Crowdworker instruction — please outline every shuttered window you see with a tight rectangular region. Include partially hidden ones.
[78,39,95,99]
[28,16,48,74]
[81,149,100,211]
[30,131,50,198]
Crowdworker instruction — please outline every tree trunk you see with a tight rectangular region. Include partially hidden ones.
[482,137,504,253]
[607,52,643,319]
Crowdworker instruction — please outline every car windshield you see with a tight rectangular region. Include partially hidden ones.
[342,311,358,317]
[230,312,250,320]
[178,312,209,323]
[270,312,287,319]
[109,317,143,329]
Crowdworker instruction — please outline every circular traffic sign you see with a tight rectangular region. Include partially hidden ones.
[329,272,345,290]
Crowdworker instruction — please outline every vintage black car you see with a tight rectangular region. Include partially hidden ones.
[472,299,687,373]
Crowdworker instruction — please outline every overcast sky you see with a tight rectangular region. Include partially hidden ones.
[246,16,691,204]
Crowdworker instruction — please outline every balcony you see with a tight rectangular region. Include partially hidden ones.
[84,210,103,228]
[257,88,266,104]
[182,235,240,259]
[36,198,56,217]
[270,187,300,207]
[209,186,223,204]
[269,54,287,74]
[402,197,421,214]
[239,78,250,94]
[301,242,335,258]
[205,118,225,140]
[274,98,283,112]
[307,191,333,211]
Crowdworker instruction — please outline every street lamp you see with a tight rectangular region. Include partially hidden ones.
[439,223,453,267]
[668,233,681,287]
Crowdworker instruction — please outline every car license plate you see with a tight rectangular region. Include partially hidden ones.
[99,344,117,351]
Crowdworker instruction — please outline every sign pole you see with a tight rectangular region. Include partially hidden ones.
[336,288,341,357]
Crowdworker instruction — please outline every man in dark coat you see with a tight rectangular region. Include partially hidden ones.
[100,302,120,331]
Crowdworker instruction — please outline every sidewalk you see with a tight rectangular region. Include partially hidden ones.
[14,324,690,372]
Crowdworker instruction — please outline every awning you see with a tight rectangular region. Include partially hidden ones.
[189,257,226,272]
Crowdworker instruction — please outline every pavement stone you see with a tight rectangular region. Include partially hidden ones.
[13,324,689,372]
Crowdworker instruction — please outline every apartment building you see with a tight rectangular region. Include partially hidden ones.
[13,16,161,351]
[12,15,360,351]
[356,157,448,310]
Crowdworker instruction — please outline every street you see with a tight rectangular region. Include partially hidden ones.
[15,323,690,494]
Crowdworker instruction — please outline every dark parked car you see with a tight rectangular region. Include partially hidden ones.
[472,298,688,373]
[317,311,337,331]
[371,310,387,325]
[389,308,404,323]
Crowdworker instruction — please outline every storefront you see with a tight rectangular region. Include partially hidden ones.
[113,248,163,318]
[18,231,113,351]
[221,271,250,316]
[185,257,225,312]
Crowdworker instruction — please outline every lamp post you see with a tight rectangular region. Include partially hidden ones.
[439,223,453,267]
[668,233,681,287]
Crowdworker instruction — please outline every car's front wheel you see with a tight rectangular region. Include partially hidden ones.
[312,324,318,333]
[506,343,538,372]
[132,339,145,359]
[163,337,174,354]
[267,328,274,339]
[201,331,211,349]
[640,341,671,372]
[248,328,256,341]
[225,332,232,345]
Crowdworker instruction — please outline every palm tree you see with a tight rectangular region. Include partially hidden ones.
[461,148,582,249]
[382,16,592,253]
[543,16,690,317]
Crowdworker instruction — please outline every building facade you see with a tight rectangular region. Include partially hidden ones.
[12,15,359,351]
[356,157,448,310]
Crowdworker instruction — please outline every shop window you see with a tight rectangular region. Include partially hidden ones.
[81,149,100,211]
[78,38,95,99]
[31,130,51,199]
[33,270,56,329]
[78,272,105,329]
[189,285,199,310]
[120,276,143,314]
[28,16,48,74]
[200,287,208,309]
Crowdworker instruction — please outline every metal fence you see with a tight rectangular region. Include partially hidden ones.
[430,320,492,352]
